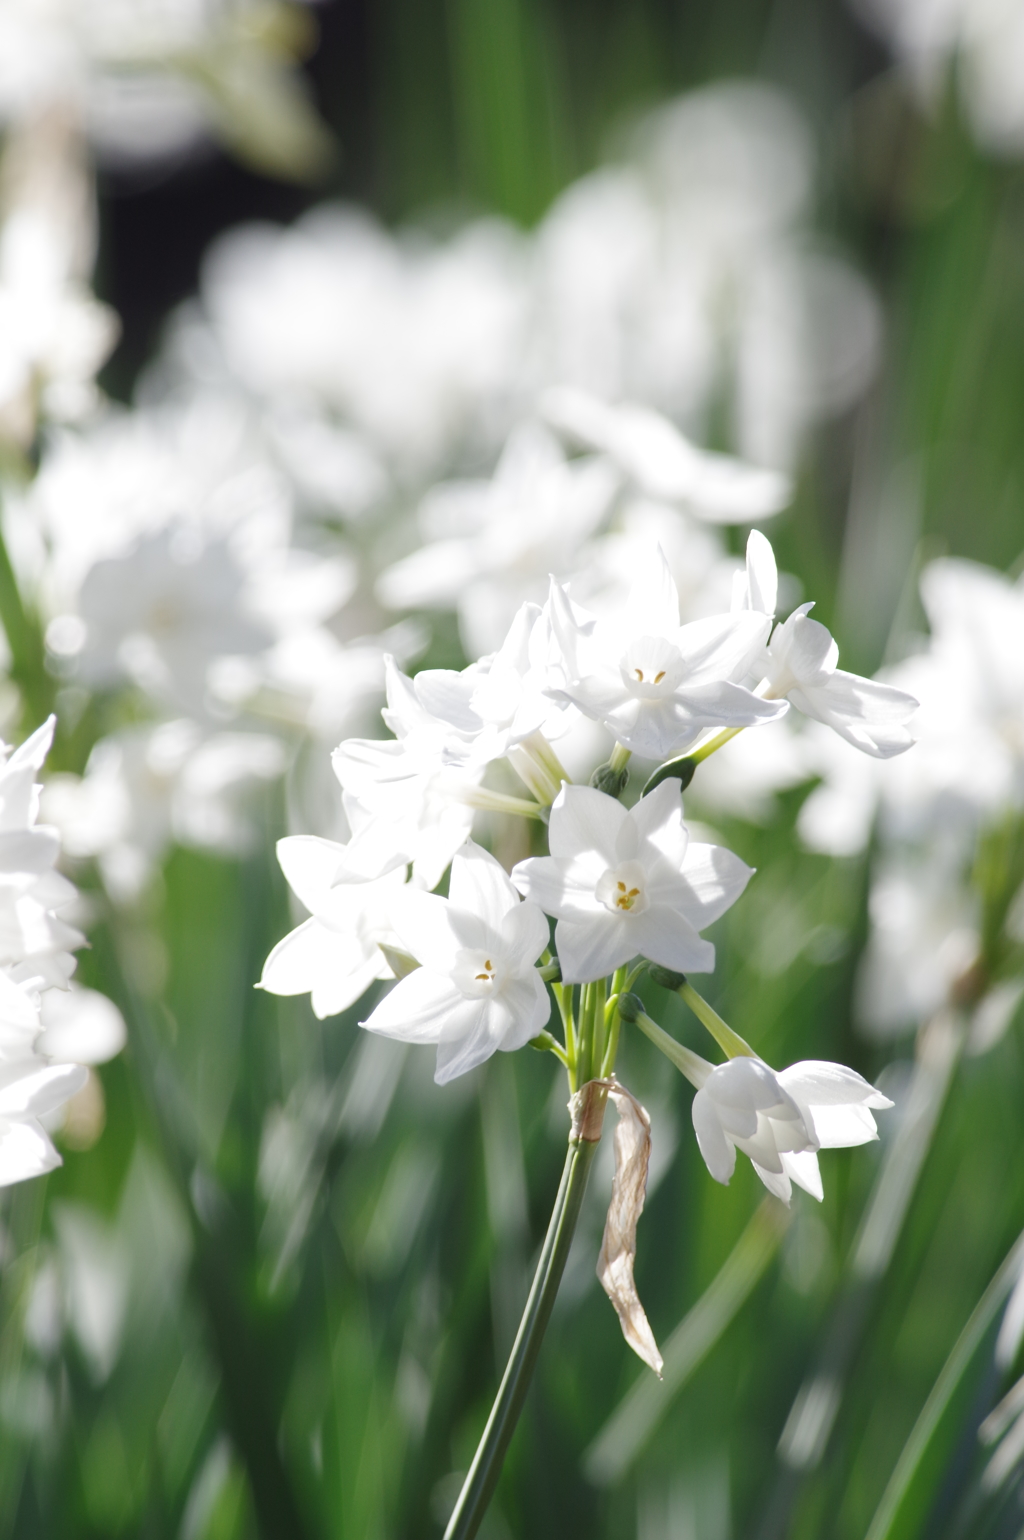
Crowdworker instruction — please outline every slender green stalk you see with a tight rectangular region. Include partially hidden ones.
[528,1030,570,1067]
[443,1102,604,1540]
[689,725,743,764]
[608,741,631,774]
[459,786,547,820]
[627,1005,711,1088]
[678,980,756,1059]
[553,981,576,1088]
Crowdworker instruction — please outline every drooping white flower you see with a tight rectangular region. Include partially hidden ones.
[259,836,410,1019]
[547,546,786,759]
[762,602,918,758]
[691,1054,892,1204]
[511,781,752,984]
[360,842,551,1085]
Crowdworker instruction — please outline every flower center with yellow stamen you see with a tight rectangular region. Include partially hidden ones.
[619,636,685,700]
[454,948,504,999]
[596,861,649,917]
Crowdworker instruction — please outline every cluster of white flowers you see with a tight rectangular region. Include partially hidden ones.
[0,77,887,917]
[853,0,1024,156]
[0,716,124,1186]
[262,533,910,1212]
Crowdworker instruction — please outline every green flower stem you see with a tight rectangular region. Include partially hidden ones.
[609,741,631,774]
[678,980,756,1060]
[443,1086,606,1540]
[622,999,711,1088]
[688,725,743,764]
[553,981,576,1089]
[529,1030,570,1067]
[460,786,548,821]
[576,982,596,1085]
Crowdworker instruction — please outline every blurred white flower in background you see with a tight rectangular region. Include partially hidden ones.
[0,0,332,177]
[0,109,117,448]
[795,555,1024,1041]
[853,0,1024,156]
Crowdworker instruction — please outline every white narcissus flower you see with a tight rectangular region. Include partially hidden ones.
[399,601,574,771]
[762,601,918,759]
[331,656,483,891]
[691,1055,892,1204]
[360,842,551,1085]
[259,836,410,1019]
[511,781,752,984]
[548,546,787,760]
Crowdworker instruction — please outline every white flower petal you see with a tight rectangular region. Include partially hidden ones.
[781,1151,824,1201]
[777,1060,893,1109]
[629,907,715,972]
[751,1160,792,1204]
[547,784,627,864]
[677,842,755,927]
[676,611,772,683]
[0,1118,61,1187]
[500,902,551,972]
[555,913,634,984]
[361,970,468,1044]
[390,890,462,971]
[0,1062,88,1118]
[692,1089,736,1184]
[448,841,518,929]
[276,835,349,912]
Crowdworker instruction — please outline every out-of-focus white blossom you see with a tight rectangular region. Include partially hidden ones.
[42,719,286,901]
[0,0,332,177]
[533,83,880,471]
[16,396,356,721]
[855,847,980,1038]
[377,423,618,656]
[198,208,530,484]
[0,110,117,446]
[853,0,1024,156]
[511,781,752,984]
[542,388,791,522]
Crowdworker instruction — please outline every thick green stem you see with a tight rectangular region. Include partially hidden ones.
[443,1092,604,1540]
